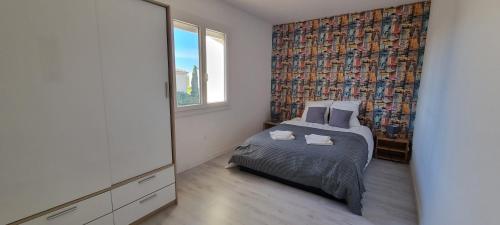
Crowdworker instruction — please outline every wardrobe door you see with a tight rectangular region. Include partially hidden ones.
[97,0,173,184]
[0,1,111,224]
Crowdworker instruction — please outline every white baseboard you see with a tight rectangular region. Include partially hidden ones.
[410,160,422,224]
[176,143,238,174]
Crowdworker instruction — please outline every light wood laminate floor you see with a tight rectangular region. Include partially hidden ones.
[140,153,418,225]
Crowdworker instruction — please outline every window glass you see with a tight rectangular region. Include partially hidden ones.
[173,20,201,107]
[205,29,226,104]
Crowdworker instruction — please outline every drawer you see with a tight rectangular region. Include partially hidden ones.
[85,213,113,225]
[111,166,174,209]
[113,184,175,225]
[23,191,112,225]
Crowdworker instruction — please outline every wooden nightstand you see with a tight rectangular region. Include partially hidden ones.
[264,121,280,129]
[375,133,411,163]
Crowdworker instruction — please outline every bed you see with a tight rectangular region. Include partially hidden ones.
[228,119,374,215]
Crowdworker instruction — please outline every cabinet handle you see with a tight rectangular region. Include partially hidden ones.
[139,193,157,204]
[137,175,156,184]
[46,206,77,220]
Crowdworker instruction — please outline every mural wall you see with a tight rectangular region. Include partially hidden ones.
[271,1,431,138]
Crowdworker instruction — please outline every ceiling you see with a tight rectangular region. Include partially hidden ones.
[221,0,424,24]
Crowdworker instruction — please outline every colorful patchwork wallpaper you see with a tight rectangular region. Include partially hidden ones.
[271,1,431,138]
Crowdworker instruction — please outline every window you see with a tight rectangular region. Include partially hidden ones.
[173,21,201,106]
[206,29,226,103]
[173,20,227,109]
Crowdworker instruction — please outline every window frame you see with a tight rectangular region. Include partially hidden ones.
[172,19,228,113]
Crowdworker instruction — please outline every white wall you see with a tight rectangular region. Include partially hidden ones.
[412,0,500,224]
[158,0,272,173]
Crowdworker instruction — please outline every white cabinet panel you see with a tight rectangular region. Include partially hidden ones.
[113,185,176,225]
[85,214,114,225]
[111,166,175,210]
[0,1,112,224]
[97,0,173,184]
[22,192,112,225]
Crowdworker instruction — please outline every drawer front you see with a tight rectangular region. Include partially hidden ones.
[113,184,175,225]
[85,214,113,225]
[111,166,174,209]
[23,192,112,225]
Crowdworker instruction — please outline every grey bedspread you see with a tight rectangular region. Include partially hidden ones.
[229,124,368,215]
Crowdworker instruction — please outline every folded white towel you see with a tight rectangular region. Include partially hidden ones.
[270,130,295,140]
[306,134,330,142]
[271,130,293,136]
[305,134,333,145]
[270,134,295,140]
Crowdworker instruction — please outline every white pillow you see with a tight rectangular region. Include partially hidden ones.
[330,101,361,127]
[301,100,334,124]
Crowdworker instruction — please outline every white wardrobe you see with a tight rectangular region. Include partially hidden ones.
[0,0,176,224]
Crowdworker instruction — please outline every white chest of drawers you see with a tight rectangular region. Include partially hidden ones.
[114,184,176,225]
[0,0,177,224]
[112,167,176,210]
[22,192,112,225]
[86,214,114,225]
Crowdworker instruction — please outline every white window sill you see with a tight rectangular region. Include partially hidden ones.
[174,102,230,118]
